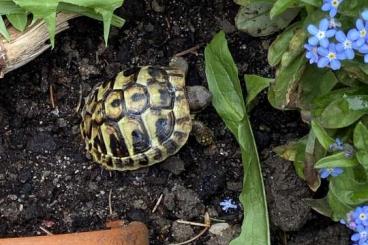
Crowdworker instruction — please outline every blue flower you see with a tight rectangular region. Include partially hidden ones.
[317,43,345,70]
[329,138,344,152]
[353,206,368,226]
[304,44,319,64]
[320,167,343,178]
[307,19,336,48]
[351,225,368,243]
[336,31,356,59]
[321,0,343,17]
[358,44,368,63]
[362,10,368,21]
[220,198,238,212]
[348,19,368,49]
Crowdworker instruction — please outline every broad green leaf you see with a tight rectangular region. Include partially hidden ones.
[270,0,296,19]
[342,60,368,84]
[304,130,320,191]
[13,0,58,47]
[328,168,368,220]
[311,120,334,150]
[205,31,270,245]
[268,22,300,66]
[0,1,25,14]
[6,13,28,31]
[294,138,307,179]
[305,197,333,217]
[298,65,338,110]
[0,15,10,40]
[244,74,272,106]
[273,141,298,161]
[312,87,368,128]
[268,54,306,109]
[299,0,319,7]
[340,0,368,17]
[205,31,245,124]
[279,27,307,68]
[354,122,368,171]
[235,2,299,37]
[315,152,359,169]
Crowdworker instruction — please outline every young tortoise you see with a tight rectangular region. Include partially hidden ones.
[80,58,213,171]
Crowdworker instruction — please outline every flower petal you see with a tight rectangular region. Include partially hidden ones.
[308,36,319,46]
[336,43,344,52]
[321,3,331,11]
[330,59,341,70]
[307,24,319,35]
[335,31,346,42]
[357,19,364,30]
[351,233,360,241]
[337,52,346,60]
[362,10,368,21]
[348,29,360,41]
[320,38,329,48]
[318,57,329,68]
[319,18,329,31]
[326,29,336,38]
[345,49,355,59]
[359,44,368,53]
[365,54,368,63]
[320,169,330,178]
[354,39,365,49]
[329,8,337,17]
[317,47,329,56]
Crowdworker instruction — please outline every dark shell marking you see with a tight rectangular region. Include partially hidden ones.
[80,66,192,171]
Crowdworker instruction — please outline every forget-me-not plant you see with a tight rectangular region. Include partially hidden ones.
[307,18,336,48]
[322,0,344,17]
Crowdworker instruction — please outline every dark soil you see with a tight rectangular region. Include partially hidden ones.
[0,0,350,244]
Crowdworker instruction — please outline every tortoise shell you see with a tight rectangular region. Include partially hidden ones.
[80,66,192,171]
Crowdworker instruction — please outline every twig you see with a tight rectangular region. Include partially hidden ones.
[75,84,83,113]
[39,226,53,235]
[174,45,200,57]
[176,220,209,227]
[152,194,163,213]
[49,84,55,108]
[109,189,113,216]
[169,212,211,245]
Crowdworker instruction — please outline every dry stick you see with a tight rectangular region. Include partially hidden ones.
[174,45,200,57]
[109,189,113,216]
[0,13,78,77]
[75,84,83,113]
[152,194,163,213]
[169,212,211,245]
[49,84,55,108]
[39,226,53,235]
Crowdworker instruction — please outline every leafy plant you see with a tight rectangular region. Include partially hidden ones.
[234,0,368,243]
[205,31,270,245]
[0,0,126,46]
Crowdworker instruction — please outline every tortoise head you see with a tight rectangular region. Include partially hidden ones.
[186,85,212,113]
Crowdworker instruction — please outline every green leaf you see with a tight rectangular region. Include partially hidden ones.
[244,74,272,106]
[0,1,25,15]
[270,0,296,19]
[234,0,276,6]
[353,122,368,171]
[13,0,58,47]
[299,0,319,7]
[312,87,368,128]
[273,141,299,161]
[340,0,368,17]
[305,197,333,217]
[205,31,245,125]
[315,152,359,169]
[0,15,10,40]
[311,120,334,150]
[304,130,321,191]
[268,54,306,109]
[267,22,300,66]
[279,27,307,68]
[235,2,299,37]
[6,13,28,31]
[205,31,270,245]
[298,65,338,110]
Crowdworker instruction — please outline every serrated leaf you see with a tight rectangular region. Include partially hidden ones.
[244,74,272,106]
[0,15,10,40]
[6,13,28,31]
[235,2,299,37]
[13,0,58,47]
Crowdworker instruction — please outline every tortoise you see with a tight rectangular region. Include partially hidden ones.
[80,58,213,171]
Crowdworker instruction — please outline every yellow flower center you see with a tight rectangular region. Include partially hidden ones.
[317,31,325,39]
[360,213,367,220]
[361,29,367,37]
[328,52,336,60]
[331,0,339,7]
